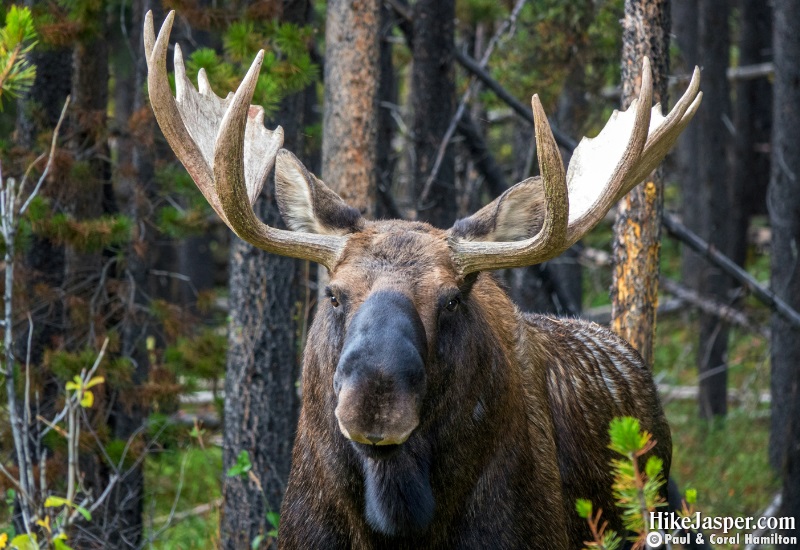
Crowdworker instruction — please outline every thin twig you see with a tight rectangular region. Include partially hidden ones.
[19,95,71,215]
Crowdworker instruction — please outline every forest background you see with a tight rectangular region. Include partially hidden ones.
[0,0,798,549]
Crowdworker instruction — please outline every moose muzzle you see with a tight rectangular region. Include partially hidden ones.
[334,291,428,449]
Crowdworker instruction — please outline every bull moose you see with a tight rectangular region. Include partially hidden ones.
[144,11,702,549]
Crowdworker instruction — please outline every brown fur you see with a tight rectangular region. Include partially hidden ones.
[278,220,670,549]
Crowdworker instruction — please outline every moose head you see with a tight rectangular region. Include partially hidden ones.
[145,11,700,549]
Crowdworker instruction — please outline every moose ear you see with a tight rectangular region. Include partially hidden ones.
[449,178,546,242]
[274,149,364,235]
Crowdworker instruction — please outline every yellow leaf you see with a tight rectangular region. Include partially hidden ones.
[64,382,80,391]
[80,390,94,408]
[35,515,51,534]
[83,376,104,390]
[0,532,7,549]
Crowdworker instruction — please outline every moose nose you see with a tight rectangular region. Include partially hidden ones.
[366,434,384,445]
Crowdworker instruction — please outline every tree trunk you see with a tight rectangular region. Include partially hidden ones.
[672,0,702,291]
[769,12,800,540]
[106,1,159,545]
[695,0,732,419]
[220,2,311,547]
[411,0,456,228]
[732,0,772,263]
[611,0,670,368]
[375,1,398,220]
[321,0,380,215]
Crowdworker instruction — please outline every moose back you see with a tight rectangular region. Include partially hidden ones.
[144,11,701,549]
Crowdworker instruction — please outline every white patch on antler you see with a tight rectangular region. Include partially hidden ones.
[566,100,663,226]
[173,44,283,205]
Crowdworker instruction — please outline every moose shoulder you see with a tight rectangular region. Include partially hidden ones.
[145,11,701,549]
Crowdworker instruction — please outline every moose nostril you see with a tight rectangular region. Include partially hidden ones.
[366,434,384,445]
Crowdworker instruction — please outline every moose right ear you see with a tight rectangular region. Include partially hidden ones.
[275,149,364,235]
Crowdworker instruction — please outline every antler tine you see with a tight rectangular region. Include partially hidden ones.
[144,11,220,220]
[624,67,703,189]
[144,11,348,269]
[451,57,701,275]
[450,95,569,274]
[563,56,653,245]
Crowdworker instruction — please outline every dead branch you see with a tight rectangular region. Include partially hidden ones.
[662,213,800,329]
[659,278,770,338]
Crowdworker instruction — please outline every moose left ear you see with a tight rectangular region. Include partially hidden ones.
[274,149,364,235]
[449,177,546,242]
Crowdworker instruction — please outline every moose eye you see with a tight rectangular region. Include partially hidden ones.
[330,295,340,308]
[445,296,461,312]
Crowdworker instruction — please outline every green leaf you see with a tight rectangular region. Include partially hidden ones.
[644,456,663,480]
[608,416,648,455]
[575,498,592,519]
[250,534,264,549]
[226,450,252,478]
[8,533,37,550]
[44,496,91,521]
[266,510,280,529]
[53,538,74,550]
[684,488,697,504]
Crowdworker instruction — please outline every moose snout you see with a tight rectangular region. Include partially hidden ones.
[333,290,428,449]
[335,378,421,446]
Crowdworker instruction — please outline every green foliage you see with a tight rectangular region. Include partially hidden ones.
[182,20,318,117]
[0,5,37,109]
[226,450,252,478]
[163,328,227,383]
[608,417,666,536]
[28,203,133,252]
[578,417,667,549]
[489,0,623,126]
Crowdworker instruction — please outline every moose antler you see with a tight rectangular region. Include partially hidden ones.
[144,11,348,269]
[451,58,703,275]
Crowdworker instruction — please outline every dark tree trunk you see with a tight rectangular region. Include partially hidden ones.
[769,12,800,540]
[220,2,311,547]
[375,1,399,220]
[611,0,670,368]
[67,6,126,548]
[411,0,456,228]
[672,0,702,290]
[695,0,732,419]
[731,0,772,264]
[105,1,159,545]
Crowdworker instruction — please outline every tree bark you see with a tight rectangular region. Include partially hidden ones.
[410,0,456,228]
[106,1,160,545]
[321,0,380,216]
[672,0,702,291]
[220,2,310,547]
[695,0,732,419]
[611,0,670,368]
[732,0,772,262]
[769,12,800,541]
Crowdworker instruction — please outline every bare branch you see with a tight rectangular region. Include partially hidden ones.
[662,212,800,329]
[19,95,71,215]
